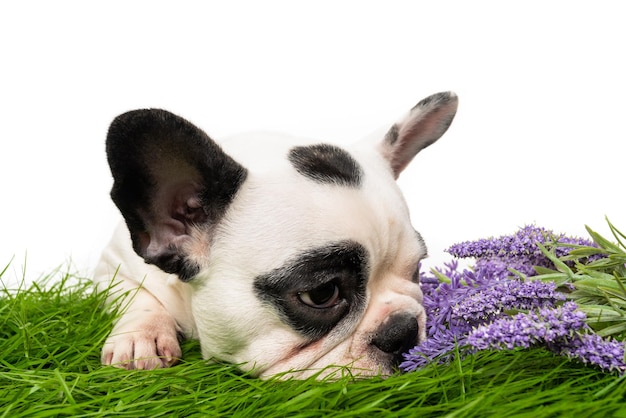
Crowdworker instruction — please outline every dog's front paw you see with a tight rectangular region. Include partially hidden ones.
[102,312,182,370]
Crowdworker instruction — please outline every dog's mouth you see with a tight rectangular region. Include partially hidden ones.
[252,312,421,380]
[257,349,405,380]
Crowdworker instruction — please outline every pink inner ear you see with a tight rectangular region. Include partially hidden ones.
[186,196,202,210]
[383,94,458,178]
[394,107,450,166]
[138,180,206,258]
[171,189,207,225]
[144,218,189,260]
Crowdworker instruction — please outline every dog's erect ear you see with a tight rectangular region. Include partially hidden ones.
[106,109,247,281]
[379,92,458,178]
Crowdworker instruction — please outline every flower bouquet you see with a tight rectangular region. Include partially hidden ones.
[402,221,626,373]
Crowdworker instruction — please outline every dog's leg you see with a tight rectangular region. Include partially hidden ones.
[95,223,194,369]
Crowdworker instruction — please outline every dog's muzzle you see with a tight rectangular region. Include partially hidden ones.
[371,312,419,367]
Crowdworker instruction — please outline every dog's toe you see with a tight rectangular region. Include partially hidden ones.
[102,313,182,369]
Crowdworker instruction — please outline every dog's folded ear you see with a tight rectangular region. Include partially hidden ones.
[379,92,458,178]
[106,109,247,281]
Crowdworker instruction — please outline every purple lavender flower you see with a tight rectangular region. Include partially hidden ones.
[447,225,598,277]
[402,226,622,374]
[551,333,626,373]
[466,302,626,372]
[452,279,565,325]
[466,302,586,350]
[400,329,465,372]
[403,260,566,371]
[422,260,564,335]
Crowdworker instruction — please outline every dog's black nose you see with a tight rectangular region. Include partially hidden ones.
[371,313,419,365]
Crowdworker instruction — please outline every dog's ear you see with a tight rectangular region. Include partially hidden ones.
[379,92,458,178]
[106,109,247,281]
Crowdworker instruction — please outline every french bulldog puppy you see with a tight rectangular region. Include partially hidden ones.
[94,92,458,379]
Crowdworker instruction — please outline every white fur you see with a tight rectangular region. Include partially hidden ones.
[94,92,458,378]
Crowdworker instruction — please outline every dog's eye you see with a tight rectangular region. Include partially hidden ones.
[298,281,340,309]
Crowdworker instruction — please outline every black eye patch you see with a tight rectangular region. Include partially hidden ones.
[288,144,363,187]
[254,241,369,341]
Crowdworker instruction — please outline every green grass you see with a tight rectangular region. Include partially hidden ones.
[1,265,625,417]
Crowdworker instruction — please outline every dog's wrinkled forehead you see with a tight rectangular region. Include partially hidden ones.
[288,144,363,188]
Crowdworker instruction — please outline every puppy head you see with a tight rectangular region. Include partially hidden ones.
[106,92,458,378]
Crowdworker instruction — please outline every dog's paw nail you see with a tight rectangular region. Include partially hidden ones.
[101,321,182,370]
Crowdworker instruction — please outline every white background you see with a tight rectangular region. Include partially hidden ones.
[1,1,625,284]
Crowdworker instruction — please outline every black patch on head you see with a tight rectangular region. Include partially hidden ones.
[288,144,363,187]
[254,241,369,341]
